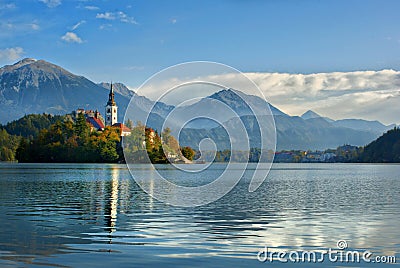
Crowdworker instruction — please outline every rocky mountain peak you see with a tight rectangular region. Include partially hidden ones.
[301,110,322,120]
[14,58,37,67]
[0,58,37,75]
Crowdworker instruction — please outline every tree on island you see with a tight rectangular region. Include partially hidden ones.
[181,146,195,161]
[16,115,121,163]
[360,127,400,163]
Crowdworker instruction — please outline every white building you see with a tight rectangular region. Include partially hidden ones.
[105,83,118,126]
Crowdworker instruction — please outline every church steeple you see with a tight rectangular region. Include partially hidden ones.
[107,82,116,106]
[105,82,118,126]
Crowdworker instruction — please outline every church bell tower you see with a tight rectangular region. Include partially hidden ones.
[105,83,118,126]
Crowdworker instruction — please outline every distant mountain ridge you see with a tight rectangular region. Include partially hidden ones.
[0,58,395,150]
[332,119,395,133]
[170,89,285,129]
[300,108,394,134]
[98,82,134,98]
[0,58,130,123]
[301,110,322,120]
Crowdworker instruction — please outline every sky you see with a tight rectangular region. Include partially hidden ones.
[0,0,400,124]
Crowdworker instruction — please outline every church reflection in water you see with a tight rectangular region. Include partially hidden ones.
[103,167,132,238]
[104,167,119,234]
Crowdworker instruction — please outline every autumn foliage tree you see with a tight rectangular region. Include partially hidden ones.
[16,115,121,163]
[180,146,195,161]
[0,129,20,161]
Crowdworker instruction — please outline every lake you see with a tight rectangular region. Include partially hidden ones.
[0,163,398,267]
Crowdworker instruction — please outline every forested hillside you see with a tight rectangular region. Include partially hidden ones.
[360,127,400,162]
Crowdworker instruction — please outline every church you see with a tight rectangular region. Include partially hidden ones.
[105,83,118,126]
[72,83,131,136]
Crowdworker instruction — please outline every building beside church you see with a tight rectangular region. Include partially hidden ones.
[112,123,132,137]
[86,116,105,131]
[71,109,105,131]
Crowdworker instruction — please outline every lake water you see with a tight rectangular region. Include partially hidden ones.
[0,163,398,267]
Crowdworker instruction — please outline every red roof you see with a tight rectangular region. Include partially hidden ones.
[86,117,105,130]
[112,123,131,132]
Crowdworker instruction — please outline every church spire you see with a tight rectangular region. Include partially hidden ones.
[105,81,118,126]
[107,82,116,106]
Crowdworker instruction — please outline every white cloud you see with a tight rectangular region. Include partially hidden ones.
[99,23,112,30]
[0,22,14,30]
[124,65,144,71]
[0,3,16,9]
[117,11,137,24]
[61,32,83,43]
[39,0,61,8]
[0,47,24,63]
[137,69,400,125]
[0,21,40,35]
[246,70,400,124]
[84,5,99,10]
[96,11,138,24]
[96,12,115,20]
[242,69,400,98]
[71,20,86,31]
[30,23,40,30]
[171,18,177,24]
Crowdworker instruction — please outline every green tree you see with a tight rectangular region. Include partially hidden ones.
[125,118,133,129]
[361,127,400,163]
[75,113,90,143]
[1,113,65,137]
[16,138,30,162]
[0,129,20,161]
[181,146,195,160]
[98,127,121,162]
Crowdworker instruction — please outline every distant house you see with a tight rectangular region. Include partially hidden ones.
[166,152,178,159]
[112,123,132,136]
[302,151,336,162]
[337,144,358,153]
[320,152,336,162]
[304,151,322,162]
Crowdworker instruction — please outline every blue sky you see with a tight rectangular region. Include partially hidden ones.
[1,0,400,123]
[1,0,400,83]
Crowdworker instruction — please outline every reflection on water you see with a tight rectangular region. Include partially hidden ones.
[0,163,399,267]
[105,167,119,234]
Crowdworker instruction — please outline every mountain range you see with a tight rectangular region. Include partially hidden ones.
[0,58,395,150]
[0,58,128,123]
